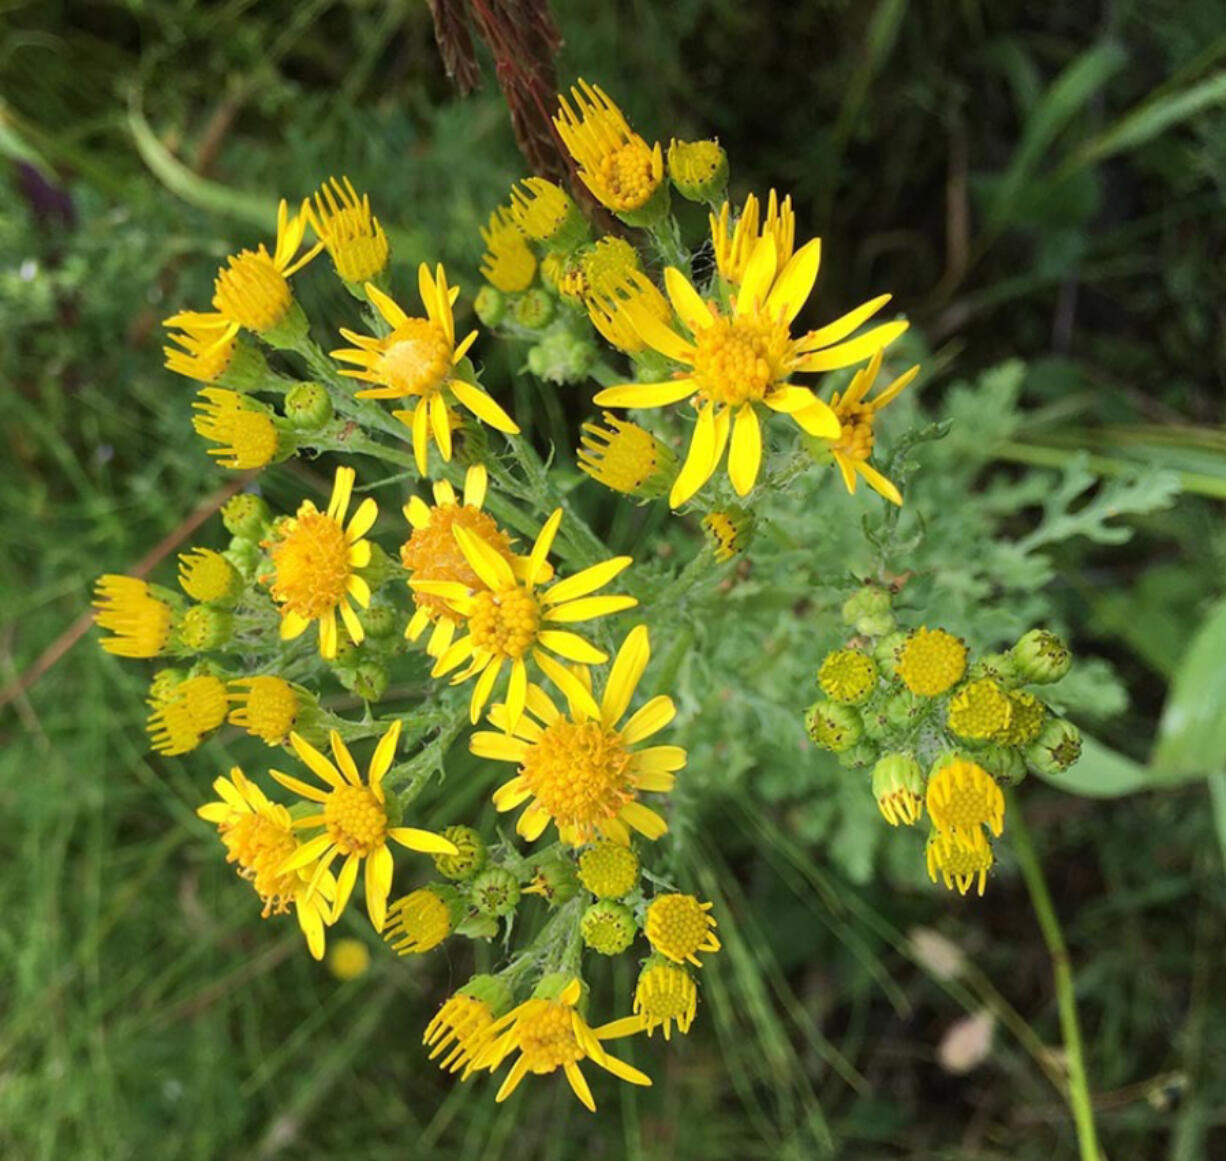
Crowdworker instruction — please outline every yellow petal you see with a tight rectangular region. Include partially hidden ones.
[792,398,842,440]
[664,267,714,335]
[463,463,488,509]
[856,459,903,506]
[454,524,517,591]
[736,235,777,315]
[564,1063,596,1113]
[764,237,821,324]
[517,802,552,842]
[526,508,563,588]
[345,497,378,542]
[621,694,676,745]
[289,732,345,789]
[728,404,761,496]
[541,556,632,606]
[668,403,718,509]
[798,293,891,352]
[795,320,909,373]
[471,732,530,763]
[387,826,458,855]
[364,282,409,329]
[470,656,504,724]
[533,649,601,721]
[544,594,638,623]
[592,379,697,409]
[365,844,394,931]
[600,624,649,727]
[327,466,355,522]
[450,378,520,434]
[538,630,607,665]
[331,853,360,922]
[619,801,668,840]
[369,719,403,786]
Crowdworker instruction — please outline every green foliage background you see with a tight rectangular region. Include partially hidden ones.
[3,1,1226,1157]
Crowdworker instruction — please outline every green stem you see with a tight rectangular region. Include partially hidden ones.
[1010,797,1102,1161]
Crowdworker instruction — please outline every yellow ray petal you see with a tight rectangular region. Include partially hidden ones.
[363,281,409,328]
[454,524,517,591]
[664,267,714,335]
[542,555,632,606]
[544,594,638,623]
[728,404,761,496]
[365,844,394,931]
[526,508,563,588]
[533,649,601,721]
[387,827,458,855]
[792,398,842,440]
[600,624,649,727]
[538,630,608,665]
[797,293,891,352]
[736,235,777,315]
[592,379,697,409]
[856,459,903,506]
[289,732,345,788]
[764,237,821,324]
[795,320,909,373]
[621,694,676,745]
[668,403,718,509]
[449,378,520,434]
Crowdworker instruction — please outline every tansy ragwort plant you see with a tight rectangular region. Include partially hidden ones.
[92,78,1081,1112]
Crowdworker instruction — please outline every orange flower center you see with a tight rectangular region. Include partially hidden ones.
[467,589,540,659]
[521,719,631,838]
[377,318,452,397]
[324,784,387,856]
[221,812,300,915]
[268,509,352,620]
[691,314,789,406]
[401,506,515,621]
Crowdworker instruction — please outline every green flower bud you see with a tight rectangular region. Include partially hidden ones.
[860,702,892,741]
[433,826,487,881]
[361,605,398,639]
[978,744,1029,786]
[995,690,1047,747]
[512,288,556,331]
[348,662,388,703]
[818,649,879,705]
[1011,629,1072,684]
[580,901,637,956]
[224,536,262,581]
[221,493,271,540]
[884,688,927,731]
[702,507,754,563]
[471,867,521,917]
[524,857,580,906]
[458,972,513,1017]
[1026,717,1083,775]
[474,285,507,328]
[175,605,234,651]
[874,631,909,678]
[837,741,878,769]
[526,329,597,385]
[805,700,864,753]
[969,651,1019,688]
[259,300,311,350]
[842,585,893,630]
[283,382,334,431]
[871,752,925,826]
[667,139,729,203]
[217,339,270,392]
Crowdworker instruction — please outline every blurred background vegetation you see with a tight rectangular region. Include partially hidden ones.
[3,0,1226,1157]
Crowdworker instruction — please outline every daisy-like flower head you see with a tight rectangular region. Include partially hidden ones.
[191,388,280,469]
[331,266,520,474]
[262,466,376,660]
[163,315,236,384]
[270,721,458,932]
[632,959,698,1039]
[400,464,532,659]
[593,235,908,507]
[197,767,336,958]
[414,509,637,728]
[472,624,681,845]
[147,674,229,755]
[480,207,537,293]
[170,199,321,340]
[178,548,242,605]
[384,886,453,955]
[926,758,1005,850]
[554,80,665,219]
[424,974,513,1077]
[644,893,721,966]
[227,676,301,746]
[926,829,994,897]
[474,976,651,1112]
[509,178,587,249]
[709,190,795,285]
[92,575,173,658]
[588,269,672,354]
[310,176,390,285]
[577,411,677,499]
[823,349,920,505]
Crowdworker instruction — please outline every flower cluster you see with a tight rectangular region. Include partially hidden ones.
[806,586,1082,896]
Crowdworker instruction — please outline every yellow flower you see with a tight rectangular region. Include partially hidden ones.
[824,349,920,505]
[424,978,511,1076]
[577,841,640,898]
[163,315,236,384]
[577,411,677,498]
[997,690,1047,746]
[197,767,336,959]
[632,960,697,1038]
[228,676,300,745]
[413,510,637,727]
[310,176,390,285]
[330,267,519,474]
[587,269,672,354]
[509,178,585,247]
[709,190,795,285]
[191,388,280,469]
[92,575,173,658]
[383,887,452,954]
[896,627,967,696]
[169,199,320,340]
[147,673,229,755]
[178,548,242,605]
[926,758,1005,850]
[946,678,1013,741]
[554,80,665,218]
[270,722,458,931]
[593,235,907,507]
[262,466,376,660]
[401,464,526,659]
[472,624,681,845]
[475,977,650,1111]
[926,829,994,897]
[480,207,537,292]
[644,894,720,966]
[326,937,371,980]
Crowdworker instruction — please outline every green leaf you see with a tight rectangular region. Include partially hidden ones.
[1152,598,1226,779]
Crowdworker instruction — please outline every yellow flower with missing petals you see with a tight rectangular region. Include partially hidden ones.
[587,270,672,354]
[92,575,173,658]
[474,977,650,1111]
[472,625,681,845]
[554,80,665,219]
[709,190,795,285]
[424,976,511,1077]
[310,176,390,285]
[594,235,908,507]
[926,830,994,897]
[178,548,242,605]
[270,722,458,932]
[262,466,376,660]
[168,199,320,340]
[509,178,585,248]
[644,893,720,966]
[191,388,280,469]
[823,349,920,505]
[163,316,236,384]
[147,674,229,755]
[197,767,337,959]
[330,266,519,474]
[926,758,1004,851]
[228,676,300,745]
[401,464,525,659]
[480,207,537,293]
[413,509,637,728]
[383,887,452,955]
[577,411,677,499]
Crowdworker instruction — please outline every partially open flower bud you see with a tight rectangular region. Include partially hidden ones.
[581,900,637,955]
[1026,717,1083,774]
[283,382,333,431]
[1011,629,1072,684]
[434,826,488,881]
[872,753,925,826]
[471,867,521,917]
[805,701,864,752]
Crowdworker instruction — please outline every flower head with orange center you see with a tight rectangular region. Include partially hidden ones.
[479,207,537,292]
[823,349,920,505]
[593,235,908,507]
[644,893,721,966]
[197,767,337,959]
[401,464,539,659]
[270,721,458,931]
[330,266,520,474]
[262,466,376,660]
[167,199,320,340]
[709,190,795,285]
[473,977,650,1112]
[191,388,280,469]
[554,80,665,217]
[309,176,390,285]
[413,510,637,729]
[472,625,681,844]
[92,575,173,658]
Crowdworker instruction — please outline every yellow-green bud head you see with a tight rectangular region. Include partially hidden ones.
[459,972,513,1017]
[1011,629,1072,684]
[579,412,679,501]
[473,285,507,327]
[512,288,556,331]
[818,649,879,705]
[580,900,637,955]
[283,382,333,431]
[526,330,596,385]
[1026,717,1082,774]
[221,493,271,540]
[471,867,521,917]
[178,548,243,605]
[805,700,864,752]
[524,857,580,906]
[702,507,755,563]
[146,667,187,710]
[995,690,1046,746]
[434,826,488,881]
[175,605,234,651]
[947,678,1014,741]
[510,177,589,250]
[578,842,639,899]
[842,585,895,636]
[667,138,729,203]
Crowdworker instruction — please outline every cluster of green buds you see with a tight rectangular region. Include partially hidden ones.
[805,585,1082,896]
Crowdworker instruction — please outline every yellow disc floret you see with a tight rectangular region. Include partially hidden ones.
[324,784,387,857]
[926,830,994,896]
[268,512,352,621]
[926,758,1005,847]
[818,649,879,705]
[634,960,697,1038]
[376,317,454,398]
[221,808,302,915]
[384,887,452,953]
[228,676,299,745]
[644,894,720,967]
[897,628,968,696]
[691,314,790,407]
[521,721,632,841]
[946,678,1013,741]
[468,589,542,659]
[578,842,640,899]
